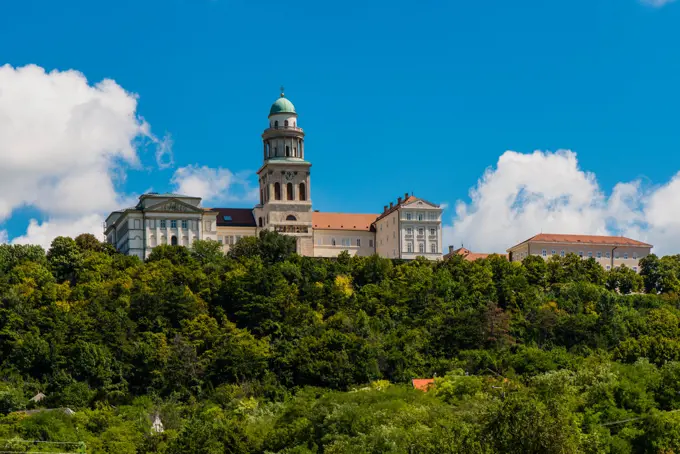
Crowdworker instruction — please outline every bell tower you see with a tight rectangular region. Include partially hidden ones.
[253,88,313,256]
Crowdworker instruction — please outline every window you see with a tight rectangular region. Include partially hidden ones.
[171,236,178,246]
[418,228,424,236]
[430,228,436,235]
[160,220,167,228]
[369,239,374,248]
[134,219,141,229]
[407,242,413,253]
[588,251,593,258]
[286,215,297,221]
[579,251,584,257]
[171,220,177,229]
[406,213,412,220]
[332,238,336,246]
[624,253,628,259]
[597,252,602,258]
[274,120,279,129]
[218,236,223,245]
[542,249,547,257]
[284,120,289,128]
[633,266,638,272]
[560,250,565,257]
[286,146,291,157]
[417,213,423,221]
[299,183,306,201]
[259,217,263,227]
[428,212,436,220]
[633,252,638,259]
[317,238,322,245]
[357,238,361,247]
[223,215,232,221]
[419,243,425,253]
[287,183,294,200]
[605,252,610,258]
[430,243,437,253]
[407,227,413,235]
[274,182,281,200]
[181,220,188,229]
[606,265,611,270]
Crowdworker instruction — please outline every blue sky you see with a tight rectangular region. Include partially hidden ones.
[2,0,680,252]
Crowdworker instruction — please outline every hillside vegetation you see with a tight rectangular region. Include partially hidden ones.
[1,231,680,453]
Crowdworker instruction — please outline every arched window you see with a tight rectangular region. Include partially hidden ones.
[274,182,281,200]
[286,215,297,221]
[260,189,264,205]
[258,217,263,227]
[286,146,291,157]
[299,182,306,201]
[171,236,178,246]
[293,147,297,157]
[287,182,294,200]
[266,143,270,158]
[274,121,279,129]
[284,120,289,128]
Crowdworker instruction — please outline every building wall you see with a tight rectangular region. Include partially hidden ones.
[215,226,258,253]
[313,229,376,257]
[398,206,442,259]
[375,211,400,259]
[508,242,652,271]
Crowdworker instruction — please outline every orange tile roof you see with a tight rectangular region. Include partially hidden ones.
[312,212,378,231]
[444,247,507,261]
[512,233,652,249]
[412,378,435,392]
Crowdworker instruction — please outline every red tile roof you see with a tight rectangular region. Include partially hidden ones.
[512,233,652,249]
[445,247,507,261]
[412,378,435,392]
[312,212,378,231]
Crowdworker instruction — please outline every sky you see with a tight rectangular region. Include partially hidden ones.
[2,0,680,254]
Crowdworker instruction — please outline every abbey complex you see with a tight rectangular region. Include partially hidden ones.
[104,92,653,271]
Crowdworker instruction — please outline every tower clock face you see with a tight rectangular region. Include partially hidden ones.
[284,171,295,181]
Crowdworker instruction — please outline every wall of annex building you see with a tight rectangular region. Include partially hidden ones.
[375,211,400,259]
[312,229,376,258]
[399,211,442,256]
[509,242,652,272]
[215,226,258,253]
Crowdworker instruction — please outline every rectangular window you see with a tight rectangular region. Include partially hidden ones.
[419,243,425,253]
[624,253,628,259]
[579,251,583,257]
[332,238,336,246]
[430,243,436,253]
[633,266,638,272]
[170,220,177,229]
[149,220,155,228]
[605,252,610,258]
[428,212,436,220]
[407,228,413,235]
[430,228,436,235]
[606,265,611,270]
[406,213,412,221]
[597,252,602,259]
[417,213,423,221]
[588,251,593,258]
[407,242,413,253]
[418,228,424,235]
[356,238,361,247]
[551,250,556,256]
[369,239,374,248]
[181,220,188,229]
[317,238,322,245]
[134,219,141,229]
[160,220,167,229]
[560,250,565,257]
[633,252,638,259]
[542,249,547,257]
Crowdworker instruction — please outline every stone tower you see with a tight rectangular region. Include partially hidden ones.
[252,89,313,256]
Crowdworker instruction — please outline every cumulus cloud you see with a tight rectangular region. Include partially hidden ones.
[444,149,680,256]
[171,165,258,204]
[641,0,676,7]
[0,64,168,247]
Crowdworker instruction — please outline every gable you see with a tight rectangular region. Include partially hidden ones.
[402,198,438,209]
[144,198,204,213]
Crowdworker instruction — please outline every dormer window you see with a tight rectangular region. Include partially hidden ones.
[223,215,232,221]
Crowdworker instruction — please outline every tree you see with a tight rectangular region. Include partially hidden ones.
[47,236,83,283]
[605,265,643,294]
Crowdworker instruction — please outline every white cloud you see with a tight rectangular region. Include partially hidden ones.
[445,150,680,256]
[0,64,168,248]
[0,230,7,245]
[171,165,258,204]
[641,0,676,7]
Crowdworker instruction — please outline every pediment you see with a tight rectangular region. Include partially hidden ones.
[145,198,203,213]
[403,198,438,209]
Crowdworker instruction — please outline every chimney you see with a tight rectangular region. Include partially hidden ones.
[404,192,409,200]
[384,205,388,213]
[449,245,454,253]
[398,196,402,204]
[390,202,394,209]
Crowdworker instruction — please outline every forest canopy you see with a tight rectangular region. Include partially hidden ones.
[1,231,680,453]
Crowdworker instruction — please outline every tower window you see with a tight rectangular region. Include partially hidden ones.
[287,182,294,200]
[258,217,263,227]
[284,120,289,127]
[286,215,297,221]
[299,182,307,201]
[274,182,281,200]
[286,146,291,157]
[274,121,279,129]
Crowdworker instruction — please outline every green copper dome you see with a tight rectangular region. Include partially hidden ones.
[269,95,296,116]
